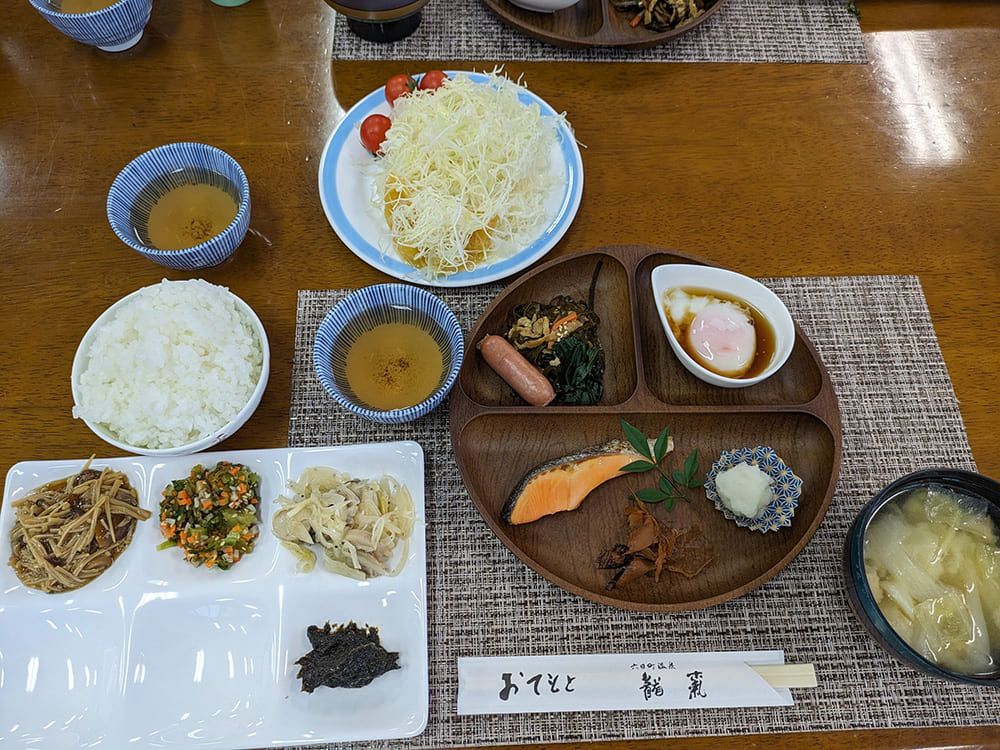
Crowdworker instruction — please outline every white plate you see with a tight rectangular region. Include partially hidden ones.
[0,443,428,749]
[317,70,584,287]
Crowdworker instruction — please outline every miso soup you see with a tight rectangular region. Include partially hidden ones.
[863,485,1000,676]
[129,167,240,252]
[340,309,448,411]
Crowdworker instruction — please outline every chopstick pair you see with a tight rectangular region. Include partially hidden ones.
[750,663,817,689]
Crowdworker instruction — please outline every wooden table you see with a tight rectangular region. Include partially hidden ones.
[2,1,998,748]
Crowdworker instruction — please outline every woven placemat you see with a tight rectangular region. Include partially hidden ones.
[330,0,867,64]
[288,276,998,749]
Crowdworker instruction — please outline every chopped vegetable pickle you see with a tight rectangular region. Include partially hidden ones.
[158,461,260,570]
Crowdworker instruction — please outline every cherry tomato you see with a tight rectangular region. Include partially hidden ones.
[384,73,415,105]
[359,114,391,155]
[418,70,449,92]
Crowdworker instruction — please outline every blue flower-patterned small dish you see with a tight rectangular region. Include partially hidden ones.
[705,446,802,533]
[28,0,152,52]
[313,283,464,424]
[107,143,251,270]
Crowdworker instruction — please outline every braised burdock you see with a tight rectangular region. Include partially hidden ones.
[598,505,715,590]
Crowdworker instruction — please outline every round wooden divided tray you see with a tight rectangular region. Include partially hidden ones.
[481,0,728,50]
[449,245,842,611]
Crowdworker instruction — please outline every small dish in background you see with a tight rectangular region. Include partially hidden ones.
[107,142,251,270]
[321,0,430,42]
[507,0,581,11]
[650,263,794,389]
[27,0,152,52]
[313,283,464,424]
[71,279,269,456]
[704,446,802,533]
[843,468,1000,687]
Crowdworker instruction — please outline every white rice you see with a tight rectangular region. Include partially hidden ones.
[73,279,264,450]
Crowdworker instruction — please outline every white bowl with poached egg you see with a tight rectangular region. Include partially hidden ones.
[650,264,794,388]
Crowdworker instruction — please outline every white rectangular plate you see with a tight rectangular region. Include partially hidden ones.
[0,442,428,749]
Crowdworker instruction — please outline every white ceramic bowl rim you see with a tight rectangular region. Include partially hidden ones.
[650,263,795,388]
[106,142,250,260]
[71,282,270,456]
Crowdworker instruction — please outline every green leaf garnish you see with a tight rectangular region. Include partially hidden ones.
[684,449,700,483]
[653,426,672,462]
[620,421,702,507]
[633,488,668,504]
[620,418,653,461]
[621,460,656,473]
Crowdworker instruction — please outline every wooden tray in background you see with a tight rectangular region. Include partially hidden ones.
[448,245,842,612]
[481,0,728,49]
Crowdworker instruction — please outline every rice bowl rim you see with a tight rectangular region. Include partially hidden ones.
[71,280,270,456]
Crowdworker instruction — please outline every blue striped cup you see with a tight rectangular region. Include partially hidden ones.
[28,0,153,52]
[107,142,251,270]
[313,284,465,424]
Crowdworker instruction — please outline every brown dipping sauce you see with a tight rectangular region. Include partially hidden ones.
[664,287,777,379]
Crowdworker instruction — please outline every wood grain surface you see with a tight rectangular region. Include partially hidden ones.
[2,0,999,748]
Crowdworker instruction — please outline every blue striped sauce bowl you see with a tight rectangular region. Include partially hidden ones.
[27,0,153,52]
[313,284,465,424]
[107,142,251,270]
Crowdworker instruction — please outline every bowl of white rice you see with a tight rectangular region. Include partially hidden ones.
[71,279,269,456]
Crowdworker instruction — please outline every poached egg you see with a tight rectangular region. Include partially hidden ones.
[664,289,757,378]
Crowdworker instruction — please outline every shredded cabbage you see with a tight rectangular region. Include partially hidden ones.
[372,70,567,278]
[271,467,415,580]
